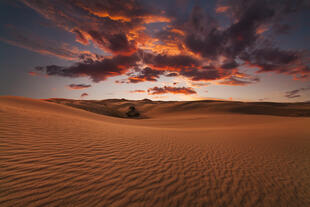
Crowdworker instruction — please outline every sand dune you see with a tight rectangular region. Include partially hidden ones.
[1,96,310,206]
[46,98,310,119]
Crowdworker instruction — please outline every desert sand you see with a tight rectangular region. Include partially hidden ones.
[0,96,310,206]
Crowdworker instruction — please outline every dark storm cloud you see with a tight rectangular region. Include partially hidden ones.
[19,0,310,88]
[165,0,310,79]
[21,0,169,54]
[138,51,228,83]
[241,48,310,79]
[243,48,300,68]
[107,33,136,54]
[87,30,137,54]
[147,86,197,95]
[68,84,91,90]
[36,53,139,82]
[183,6,223,59]
[183,0,280,59]
[141,51,201,69]
[220,60,239,70]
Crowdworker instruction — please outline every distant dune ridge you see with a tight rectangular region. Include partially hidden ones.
[1,96,310,206]
[46,98,310,118]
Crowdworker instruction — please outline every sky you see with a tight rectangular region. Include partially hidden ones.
[0,0,309,102]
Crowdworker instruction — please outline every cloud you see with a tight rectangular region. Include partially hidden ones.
[218,76,259,86]
[21,0,170,54]
[128,67,164,83]
[138,51,238,83]
[130,90,146,93]
[220,60,239,70]
[285,87,310,98]
[169,0,309,79]
[72,0,170,23]
[216,6,230,13]
[106,33,137,54]
[142,51,201,70]
[80,93,88,98]
[166,72,178,77]
[183,1,278,60]
[180,67,231,81]
[241,48,310,79]
[147,86,197,95]
[0,26,90,61]
[67,84,91,90]
[218,72,260,86]
[36,53,139,82]
[18,0,309,88]
[190,82,210,87]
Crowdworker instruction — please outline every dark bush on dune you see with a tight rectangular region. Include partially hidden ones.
[126,106,140,118]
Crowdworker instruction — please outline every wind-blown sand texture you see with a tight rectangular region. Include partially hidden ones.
[1,96,310,207]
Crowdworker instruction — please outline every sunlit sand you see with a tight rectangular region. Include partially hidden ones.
[1,96,310,206]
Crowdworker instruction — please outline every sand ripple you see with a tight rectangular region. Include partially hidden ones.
[0,97,310,206]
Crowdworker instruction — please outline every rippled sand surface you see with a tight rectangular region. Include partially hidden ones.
[1,96,310,207]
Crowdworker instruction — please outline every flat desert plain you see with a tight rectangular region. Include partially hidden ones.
[1,96,310,207]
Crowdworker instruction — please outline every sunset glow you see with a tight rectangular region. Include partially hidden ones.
[0,0,309,102]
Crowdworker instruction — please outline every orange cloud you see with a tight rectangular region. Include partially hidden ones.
[85,10,131,22]
[128,77,146,83]
[28,71,38,76]
[216,6,229,13]
[256,25,269,34]
[143,15,171,24]
[170,28,185,36]
[78,3,170,24]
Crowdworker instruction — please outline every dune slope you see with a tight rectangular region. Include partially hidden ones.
[1,96,310,207]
